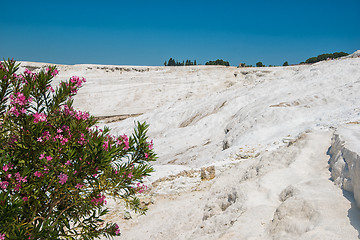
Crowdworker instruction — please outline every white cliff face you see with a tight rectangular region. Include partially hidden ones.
[17,52,360,239]
[329,125,360,208]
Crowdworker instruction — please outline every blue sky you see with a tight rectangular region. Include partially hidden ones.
[1,0,359,66]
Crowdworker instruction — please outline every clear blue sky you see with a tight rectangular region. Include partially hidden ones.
[1,0,359,66]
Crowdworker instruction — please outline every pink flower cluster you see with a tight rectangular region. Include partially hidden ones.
[3,163,14,172]
[70,76,86,88]
[2,172,28,192]
[114,224,120,235]
[34,171,43,178]
[37,131,51,143]
[15,172,27,183]
[116,134,129,150]
[0,233,5,240]
[78,133,86,145]
[58,173,68,185]
[75,183,84,189]
[53,133,69,146]
[46,67,59,77]
[9,92,32,106]
[47,85,55,93]
[24,69,32,75]
[8,92,32,117]
[0,181,9,190]
[33,112,47,123]
[148,140,153,150]
[61,105,89,121]
[135,182,147,193]
[102,140,109,151]
[39,154,52,162]
[68,76,86,95]
[91,194,106,206]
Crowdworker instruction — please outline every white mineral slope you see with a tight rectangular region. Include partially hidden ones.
[17,53,360,239]
[109,131,360,240]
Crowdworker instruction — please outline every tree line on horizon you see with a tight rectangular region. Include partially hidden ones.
[163,51,349,67]
[164,58,197,66]
[302,52,349,64]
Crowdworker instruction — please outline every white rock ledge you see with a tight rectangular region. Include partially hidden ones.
[329,125,360,207]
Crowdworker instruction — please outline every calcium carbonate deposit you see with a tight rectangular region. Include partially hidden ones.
[18,51,360,239]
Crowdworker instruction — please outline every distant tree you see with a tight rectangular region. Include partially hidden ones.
[283,61,289,66]
[194,60,197,65]
[167,58,176,66]
[164,61,167,66]
[256,62,264,67]
[205,59,230,66]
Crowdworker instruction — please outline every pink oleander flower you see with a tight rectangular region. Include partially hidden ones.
[65,160,71,166]
[47,85,55,92]
[23,196,28,202]
[14,183,21,192]
[119,134,130,150]
[3,163,14,171]
[33,112,47,123]
[61,138,68,145]
[128,173,133,178]
[0,233,5,240]
[24,68,32,75]
[34,171,43,177]
[15,173,27,183]
[37,137,43,142]
[9,106,20,117]
[145,153,149,159]
[41,131,51,141]
[0,181,9,190]
[135,182,148,193]
[3,164,9,172]
[39,154,45,160]
[148,140,153,150]
[58,173,68,185]
[10,92,29,106]
[114,224,120,235]
[91,194,106,206]
[75,183,84,189]
[46,156,52,162]
[102,140,109,151]
[53,69,59,76]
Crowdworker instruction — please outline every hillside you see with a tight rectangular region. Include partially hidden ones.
[18,53,360,239]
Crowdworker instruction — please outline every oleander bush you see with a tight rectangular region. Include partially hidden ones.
[0,59,156,239]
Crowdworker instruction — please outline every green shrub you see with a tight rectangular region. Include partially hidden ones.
[205,59,230,66]
[304,52,349,64]
[256,62,264,67]
[0,59,156,239]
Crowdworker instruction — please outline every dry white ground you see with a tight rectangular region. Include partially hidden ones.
[19,51,360,239]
